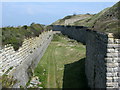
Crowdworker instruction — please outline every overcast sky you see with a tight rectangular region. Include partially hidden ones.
[1,2,117,27]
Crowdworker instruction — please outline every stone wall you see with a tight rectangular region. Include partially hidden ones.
[52,25,120,89]
[106,34,120,88]
[0,31,53,88]
[85,30,108,88]
[53,25,87,44]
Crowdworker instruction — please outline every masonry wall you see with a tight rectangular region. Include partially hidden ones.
[0,31,53,88]
[106,35,120,88]
[52,25,120,89]
[53,25,87,44]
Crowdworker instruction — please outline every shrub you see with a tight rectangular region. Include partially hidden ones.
[2,23,45,51]
[1,74,17,88]
[113,30,120,39]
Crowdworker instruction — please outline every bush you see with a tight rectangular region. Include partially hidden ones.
[23,25,28,29]
[2,23,45,51]
[1,74,17,88]
[113,30,120,39]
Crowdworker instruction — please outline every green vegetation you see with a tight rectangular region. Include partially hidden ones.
[26,79,31,87]
[2,23,45,50]
[52,14,92,25]
[34,34,87,88]
[52,1,120,38]
[4,66,13,75]
[1,74,17,88]
[62,15,73,20]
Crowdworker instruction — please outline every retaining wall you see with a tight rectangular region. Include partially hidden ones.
[52,25,120,89]
[0,31,53,88]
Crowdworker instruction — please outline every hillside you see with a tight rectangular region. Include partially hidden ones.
[2,23,45,50]
[52,14,93,25]
[52,1,120,38]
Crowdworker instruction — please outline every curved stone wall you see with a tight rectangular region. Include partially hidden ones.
[52,25,120,89]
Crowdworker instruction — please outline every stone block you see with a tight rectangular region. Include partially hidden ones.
[105,58,113,63]
[108,38,114,44]
[107,77,113,80]
[113,67,119,72]
[107,48,115,53]
[106,82,114,87]
[107,44,120,48]
[108,33,114,38]
[106,53,119,58]
[106,73,113,77]
[113,83,119,88]
[114,39,120,44]
[113,77,119,81]
[114,50,119,53]
[106,63,119,67]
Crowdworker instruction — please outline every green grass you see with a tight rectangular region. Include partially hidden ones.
[34,34,87,88]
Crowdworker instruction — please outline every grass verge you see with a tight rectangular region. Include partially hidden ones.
[34,34,87,88]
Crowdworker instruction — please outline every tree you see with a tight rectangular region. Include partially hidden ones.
[23,25,28,29]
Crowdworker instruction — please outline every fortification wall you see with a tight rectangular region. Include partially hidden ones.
[85,31,108,88]
[53,25,87,44]
[106,35,120,88]
[52,25,120,89]
[0,31,53,88]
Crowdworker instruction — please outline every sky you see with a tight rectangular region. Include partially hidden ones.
[1,0,119,2]
[1,1,118,27]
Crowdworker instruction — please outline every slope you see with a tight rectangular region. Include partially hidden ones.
[52,1,120,38]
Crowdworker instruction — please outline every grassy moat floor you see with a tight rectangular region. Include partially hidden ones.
[34,34,88,88]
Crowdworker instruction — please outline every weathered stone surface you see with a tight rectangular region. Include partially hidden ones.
[108,33,114,38]
[107,44,120,48]
[107,48,115,53]
[52,25,120,89]
[106,53,119,58]
[1,25,120,89]
[106,83,114,87]
[0,31,53,88]
[108,38,114,44]
[114,39,120,44]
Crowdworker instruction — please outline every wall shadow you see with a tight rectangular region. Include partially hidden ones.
[62,58,89,89]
